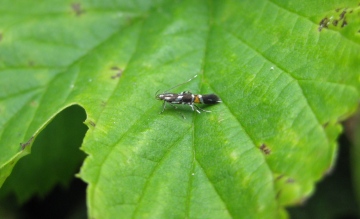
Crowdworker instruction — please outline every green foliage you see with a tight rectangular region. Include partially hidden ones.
[0,0,359,218]
[0,106,87,203]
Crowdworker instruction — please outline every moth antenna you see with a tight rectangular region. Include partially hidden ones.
[155,89,160,98]
[163,75,198,93]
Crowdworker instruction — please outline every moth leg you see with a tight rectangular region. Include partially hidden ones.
[169,103,179,110]
[178,112,186,119]
[194,104,211,113]
[160,102,185,119]
[160,101,167,114]
[169,103,185,119]
[188,104,201,113]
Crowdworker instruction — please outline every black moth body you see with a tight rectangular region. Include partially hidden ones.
[155,75,221,115]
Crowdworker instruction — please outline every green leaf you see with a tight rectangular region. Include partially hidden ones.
[0,0,359,218]
[0,106,87,203]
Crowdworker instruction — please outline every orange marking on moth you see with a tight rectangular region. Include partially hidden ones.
[194,95,201,103]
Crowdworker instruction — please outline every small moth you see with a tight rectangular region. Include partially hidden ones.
[155,75,221,117]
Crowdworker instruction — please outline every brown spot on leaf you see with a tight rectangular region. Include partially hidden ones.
[111,66,123,79]
[339,10,347,20]
[89,121,96,127]
[0,33,2,42]
[276,190,281,200]
[30,101,38,107]
[276,175,284,180]
[111,66,121,71]
[72,3,85,16]
[318,17,329,31]
[111,72,122,79]
[286,178,295,183]
[332,19,339,26]
[341,19,348,27]
[28,60,35,67]
[20,136,34,150]
[260,144,271,155]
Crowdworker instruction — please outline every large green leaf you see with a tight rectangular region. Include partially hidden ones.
[0,0,359,218]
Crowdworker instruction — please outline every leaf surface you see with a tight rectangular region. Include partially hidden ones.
[0,0,359,218]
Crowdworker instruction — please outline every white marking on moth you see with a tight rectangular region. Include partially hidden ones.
[198,94,203,103]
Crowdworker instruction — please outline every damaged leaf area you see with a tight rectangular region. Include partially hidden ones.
[316,3,360,34]
[0,0,359,218]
